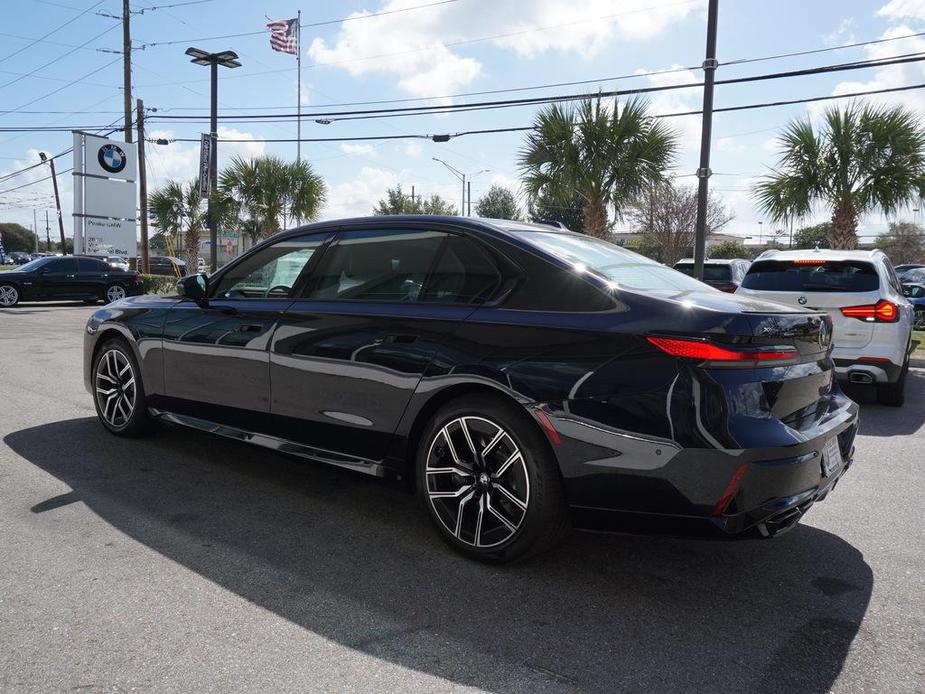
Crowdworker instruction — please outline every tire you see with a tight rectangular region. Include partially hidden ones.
[915,308,925,330]
[0,283,20,307]
[416,394,569,562]
[104,283,127,304]
[91,338,152,436]
[876,355,909,407]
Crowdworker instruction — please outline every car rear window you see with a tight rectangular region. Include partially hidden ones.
[741,260,880,292]
[674,263,732,281]
[509,230,709,291]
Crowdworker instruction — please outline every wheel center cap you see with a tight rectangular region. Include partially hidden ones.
[476,472,491,491]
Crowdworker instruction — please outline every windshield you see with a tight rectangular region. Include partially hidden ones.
[742,260,880,292]
[510,230,711,291]
[674,263,732,281]
[11,257,54,272]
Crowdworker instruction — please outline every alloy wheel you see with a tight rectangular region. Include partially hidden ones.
[95,349,136,428]
[0,285,18,306]
[106,284,126,303]
[425,416,530,548]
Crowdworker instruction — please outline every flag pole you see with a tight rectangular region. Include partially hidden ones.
[296,9,301,163]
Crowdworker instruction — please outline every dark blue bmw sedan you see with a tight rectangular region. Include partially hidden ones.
[82,216,858,561]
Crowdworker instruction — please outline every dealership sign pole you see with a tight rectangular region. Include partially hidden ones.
[72,131,138,258]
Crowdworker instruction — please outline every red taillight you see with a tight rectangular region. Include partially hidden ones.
[646,336,796,361]
[840,300,898,323]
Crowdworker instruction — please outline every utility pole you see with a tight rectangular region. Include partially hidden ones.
[693,0,719,281]
[33,209,38,252]
[411,185,415,208]
[136,98,150,274]
[467,180,471,216]
[45,211,51,252]
[123,0,133,143]
[40,152,67,254]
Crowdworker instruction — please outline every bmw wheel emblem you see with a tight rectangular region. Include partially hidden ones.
[798,295,808,305]
[98,143,127,173]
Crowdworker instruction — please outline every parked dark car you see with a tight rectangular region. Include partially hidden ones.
[83,217,858,561]
[138,255,186,276]
[0,255,143,307]
[7,251,33,265]
[902,282,925,329]
[673,258,751,292]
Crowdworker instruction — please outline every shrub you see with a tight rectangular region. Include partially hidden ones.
[142,274,178,295]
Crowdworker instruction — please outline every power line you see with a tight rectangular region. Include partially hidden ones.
[0,0,104,65]
[0,57,121,119]
[135,0,464,48]
[153,81,925,145]
[726,30,925,67]
[147,52,925,124]
[0,21,121,91]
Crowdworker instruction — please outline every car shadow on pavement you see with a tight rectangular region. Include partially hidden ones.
[844,368,925,437]
[5,418,873,694]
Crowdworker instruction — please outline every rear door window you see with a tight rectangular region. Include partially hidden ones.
[741,260,880,292]
[421,235,501,304]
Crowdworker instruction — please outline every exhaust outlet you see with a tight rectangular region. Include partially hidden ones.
[848,371,874,384]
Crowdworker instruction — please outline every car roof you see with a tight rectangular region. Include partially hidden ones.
[755,248,885,262]
[675,258,748,264]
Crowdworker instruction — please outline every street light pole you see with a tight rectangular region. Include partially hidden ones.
[432,158,488,216]
[693,0,719,281]
[185,47,241,272]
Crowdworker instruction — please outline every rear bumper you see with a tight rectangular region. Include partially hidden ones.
[540,387,860,538]
[834,357,902,384]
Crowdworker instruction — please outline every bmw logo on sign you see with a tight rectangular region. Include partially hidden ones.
[798,295,808,305]
[98,143,127,174]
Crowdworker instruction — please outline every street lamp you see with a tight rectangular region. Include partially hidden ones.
[432,157,489,216]
[185,47,241,271]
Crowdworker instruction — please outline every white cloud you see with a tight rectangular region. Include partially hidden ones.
[402,141,422,157]
[322,166,399,219]
[822,18,856,47]
[634,65,701,167]
[877,0,925,21]
[340,143,378,158]
[716,137,745,153]
[309,0,702,97]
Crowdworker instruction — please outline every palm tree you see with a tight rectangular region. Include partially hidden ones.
[754,103,925,249]
[519,97,678,238]
[148,179,206,272]
[219,155,326,242]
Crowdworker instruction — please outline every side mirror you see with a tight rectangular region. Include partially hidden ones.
[177,273,208,305]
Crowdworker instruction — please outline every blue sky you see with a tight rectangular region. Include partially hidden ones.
[2,0,925,244]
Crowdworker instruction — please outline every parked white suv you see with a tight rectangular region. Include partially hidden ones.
[736,248,914,405]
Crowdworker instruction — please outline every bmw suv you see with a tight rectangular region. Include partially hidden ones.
[736,248,914,405]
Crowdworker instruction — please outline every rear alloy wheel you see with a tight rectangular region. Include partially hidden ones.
[105,283,126,303]
[0,283,19,307]
[92,340,151,436]
[418,395,568,562]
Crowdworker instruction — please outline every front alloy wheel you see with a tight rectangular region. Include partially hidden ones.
[0,284,19,307]
[425,416,530,548]
[105,284,126,303]
[95,348,137,428]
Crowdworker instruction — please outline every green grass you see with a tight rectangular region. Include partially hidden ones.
[0,265,14,271]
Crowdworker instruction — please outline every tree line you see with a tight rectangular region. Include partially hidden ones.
[146,96,925,267]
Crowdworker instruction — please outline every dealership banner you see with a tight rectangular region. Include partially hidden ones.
[72,132,137,257]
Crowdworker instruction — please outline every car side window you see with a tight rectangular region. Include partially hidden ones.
[77,258,105,273]
[46,257,78,273]
[306,228,446,302]
[881,259,903,294]
[421,235,501,304]
[213,233,328,299]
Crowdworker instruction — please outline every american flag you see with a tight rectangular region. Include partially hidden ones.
[267,17,299,55]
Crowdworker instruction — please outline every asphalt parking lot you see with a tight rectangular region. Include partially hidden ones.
[1,304,923,693]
